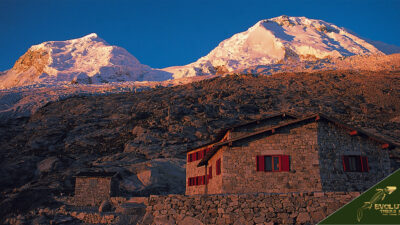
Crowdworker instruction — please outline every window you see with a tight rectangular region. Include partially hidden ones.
[188,154,193,162]
[216,159,221,175]
[257,155,290,172]
[342,155,369,172]
[187,149,208,163]
[188,176,206,186]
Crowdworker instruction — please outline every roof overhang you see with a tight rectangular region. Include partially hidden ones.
[197,113,399,167]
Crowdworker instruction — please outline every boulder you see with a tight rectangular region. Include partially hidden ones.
[36,157,59,175]
[154,215,176,225]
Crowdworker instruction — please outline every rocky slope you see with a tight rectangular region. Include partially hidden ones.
[163,16,398,78]
[237,53,400,75]
[0,33,172,89]
[1,70,400,223]
[0,54,398,123]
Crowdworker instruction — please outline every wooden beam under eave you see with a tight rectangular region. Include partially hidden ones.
[382,143,389,149]
[349,130,358,136]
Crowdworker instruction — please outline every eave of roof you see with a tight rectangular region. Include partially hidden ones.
[197,113,399,167]
[75,171,117,177]
[186,112,297,153]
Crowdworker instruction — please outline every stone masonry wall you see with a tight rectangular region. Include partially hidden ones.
[317,120,391,191]
[222,121,322,194]
[186,147,225,195]
[146,192,360,225]
[206,146,225,195]
[186,148,208,195]
[75,177,112,206]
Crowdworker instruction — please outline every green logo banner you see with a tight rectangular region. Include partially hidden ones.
[319,169,400,224]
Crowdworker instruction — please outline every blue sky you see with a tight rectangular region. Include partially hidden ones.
[0,0,399,70]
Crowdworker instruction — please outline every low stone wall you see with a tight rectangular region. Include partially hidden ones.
[146,192,360,225]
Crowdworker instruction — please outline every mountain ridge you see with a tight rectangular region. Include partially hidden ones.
[1,16,400,89]
[163,16,391,78]
[0,33,172,89]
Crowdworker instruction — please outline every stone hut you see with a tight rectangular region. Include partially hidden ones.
[74,171,119,206]
[186,113,398,195]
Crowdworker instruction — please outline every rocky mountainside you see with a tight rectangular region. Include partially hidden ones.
[163,16,397,78]
[1,70,400,222]
[237,53,400,75]
[0,54,398,123]
[0,33,172,89]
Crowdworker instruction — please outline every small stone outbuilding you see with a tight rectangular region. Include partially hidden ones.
[186,113,398,195]
[74,171,119,206]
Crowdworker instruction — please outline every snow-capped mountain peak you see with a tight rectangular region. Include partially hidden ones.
[162,16,385,79]
[0,33,171,89]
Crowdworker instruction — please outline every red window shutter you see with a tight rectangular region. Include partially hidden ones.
[216,159,221,175]
[362,156,369,172]
[256,155,265,171]
[342,156,349,172]
[209,166,212,179]
[281,155,290,171]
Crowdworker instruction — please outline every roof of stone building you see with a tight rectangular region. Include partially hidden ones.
[75,171,117,177]
[197,113,400,167]
[186,112,298,153]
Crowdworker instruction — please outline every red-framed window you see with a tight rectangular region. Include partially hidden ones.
[342,155,369,172]
[188,175,207,186]
[256,155,290,172]
[187,148,210,163]
[216,159,221,175]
